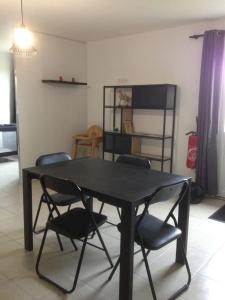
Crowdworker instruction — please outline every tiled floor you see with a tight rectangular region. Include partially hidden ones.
[0,160,225,299]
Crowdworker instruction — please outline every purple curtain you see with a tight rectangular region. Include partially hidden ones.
[196,30,225,195]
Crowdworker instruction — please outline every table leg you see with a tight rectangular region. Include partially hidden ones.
[119,203,135,300]
[176,178,191,264]
[23,169,33,251]
[86,196,93,211]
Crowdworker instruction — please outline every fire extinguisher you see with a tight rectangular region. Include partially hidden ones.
[186,118,204,204]
[186,131,198,169]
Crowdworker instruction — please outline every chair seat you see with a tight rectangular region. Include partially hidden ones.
[41,193,88,206]
[117,214,181,250]
[48,208,107,239]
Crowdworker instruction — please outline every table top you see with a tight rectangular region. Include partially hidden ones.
[24,157,190,207]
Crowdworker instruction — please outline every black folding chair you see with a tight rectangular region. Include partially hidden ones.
[108,180,191,300]
[36,175,113,294]
[99,154,151,225]
[33,152,91,251]
[33,153,80,234]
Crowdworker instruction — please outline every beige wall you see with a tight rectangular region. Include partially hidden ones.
[87,18,225,177]
[13,17,225,174]
[15,33,87,169]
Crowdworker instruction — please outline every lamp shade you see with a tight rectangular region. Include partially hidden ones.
[10,25,37,57]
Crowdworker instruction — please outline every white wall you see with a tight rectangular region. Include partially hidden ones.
[0,51,11,124]
[87,18,225,177]
[15,33,87,169]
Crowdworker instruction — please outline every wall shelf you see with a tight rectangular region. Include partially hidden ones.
[42,80,87,86]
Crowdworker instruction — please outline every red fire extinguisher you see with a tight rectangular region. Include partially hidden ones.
[186,131,198,169]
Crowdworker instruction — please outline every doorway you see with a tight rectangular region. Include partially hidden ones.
[0,51,19,178]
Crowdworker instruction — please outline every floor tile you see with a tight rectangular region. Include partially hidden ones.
[0,160,225,299]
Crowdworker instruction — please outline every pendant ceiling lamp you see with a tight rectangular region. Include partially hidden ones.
[10,0,37,57]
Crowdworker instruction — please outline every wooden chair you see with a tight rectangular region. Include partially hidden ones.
[72,125,103,159]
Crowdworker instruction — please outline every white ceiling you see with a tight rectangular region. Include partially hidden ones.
[1,0,225,46]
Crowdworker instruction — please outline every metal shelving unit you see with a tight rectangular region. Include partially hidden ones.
[102,84,177,173]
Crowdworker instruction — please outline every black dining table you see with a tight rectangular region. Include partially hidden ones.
[22,157,191,300]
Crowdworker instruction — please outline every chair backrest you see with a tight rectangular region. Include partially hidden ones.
[40,175,98,229]
[116,154,151,169]
[40,175,83,206]
[36,152,72,166]
[87,125,103,138]
[136,180,189,230]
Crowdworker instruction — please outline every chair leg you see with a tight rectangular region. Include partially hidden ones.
[108,256,120,281]
[180,238,191,287]
[73,141,78,159]
[116,207,121,220]
[168,238,191,300]
[33,199,44,234]
[107,246,149,282]
[95,227,113,268]
[135,205,139,216]
[36,233,88,294]
[101,202,121,221]
[70,238,78,251]
[91,145,94,157]
[46,204,65,251]
[33,198,59,234]
[46,203,55,220]
[99,202,120,226]
[99,202,104,214]
[141,245,157,300]
[36,225,49,277]
[88,230,96,240]
[68,236,88,293]
[54,206,61,217]
[34,199,76,252]
[56,233,64,251]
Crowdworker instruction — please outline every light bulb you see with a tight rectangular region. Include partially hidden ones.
[13,25,34,49]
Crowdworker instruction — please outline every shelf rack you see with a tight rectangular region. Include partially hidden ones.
[102,84,177,173]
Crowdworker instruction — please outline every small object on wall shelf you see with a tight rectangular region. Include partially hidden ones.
[42,79,87,86]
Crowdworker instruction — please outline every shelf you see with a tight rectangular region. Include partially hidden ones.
[104,105,132,108]
[104,84,176,88]
[132,152,171,162]
[42,80,87,86]
[104,105,173,110]
[105,131,172,140]
[103,150,171,162]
